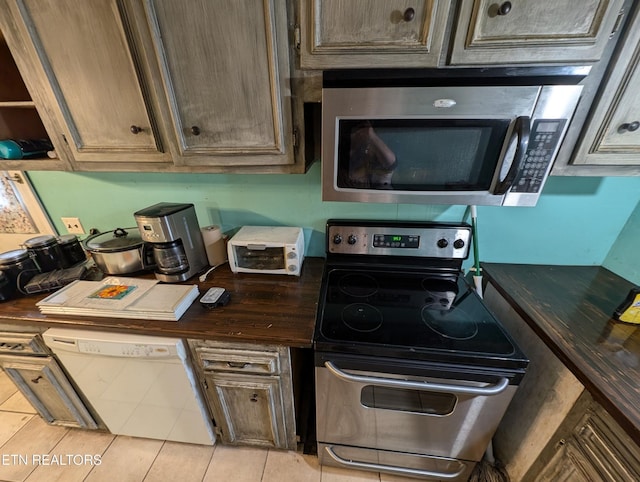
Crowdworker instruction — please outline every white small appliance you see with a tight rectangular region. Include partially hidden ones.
[43,328,215,445]
[228,226,305,276]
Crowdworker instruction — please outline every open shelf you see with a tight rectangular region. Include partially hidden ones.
[1,29,53,162]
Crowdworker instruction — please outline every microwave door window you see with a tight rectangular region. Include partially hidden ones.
[337,119,510,192]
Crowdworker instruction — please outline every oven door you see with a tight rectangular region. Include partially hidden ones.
[315,356,518,463]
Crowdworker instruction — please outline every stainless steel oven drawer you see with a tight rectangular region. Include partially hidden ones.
[318,442,475,481]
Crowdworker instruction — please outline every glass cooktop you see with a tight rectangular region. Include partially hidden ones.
[314,268,528,369]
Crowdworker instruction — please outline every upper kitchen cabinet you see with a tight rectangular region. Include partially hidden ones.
[298,0,453,69]
[556,3,640,175]
[450,0,627,66]
[0,23,70,170]
[0,0,172,170]
[1,0,302,173]
[129,0,296,170]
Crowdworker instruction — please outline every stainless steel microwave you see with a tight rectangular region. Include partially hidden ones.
[321,68,588,207]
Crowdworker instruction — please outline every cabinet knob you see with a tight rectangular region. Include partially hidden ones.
[403,8,415,22]
[31,376,43,384]
[191,126,201,136]
[250,393,259,402]
[620,121,640,132]
[130,125,143,134]
[497,1,512,15]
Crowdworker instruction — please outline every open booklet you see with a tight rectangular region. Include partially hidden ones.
[36,277,200,321]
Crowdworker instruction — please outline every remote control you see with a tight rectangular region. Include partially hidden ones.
[200,287,231,308]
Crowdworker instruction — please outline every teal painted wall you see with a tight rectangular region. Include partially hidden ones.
[604,200,640,284]
[27,163,640,271]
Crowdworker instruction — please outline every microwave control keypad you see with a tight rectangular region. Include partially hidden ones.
[512,119,566,194]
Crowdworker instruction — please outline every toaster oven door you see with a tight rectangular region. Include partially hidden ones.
[231,245,285,271]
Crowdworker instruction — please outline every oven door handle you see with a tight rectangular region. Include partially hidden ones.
[324,445,466,479]
[324,361,510,396]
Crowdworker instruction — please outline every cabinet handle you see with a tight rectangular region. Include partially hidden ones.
[403,8,415,22]
[497,1,512,15]
[191,126,201,136]
[31,376,43,384]
[130,125,143,134]
[227,362,249,369]
[4,174,23,184]
[620,121,640,132]
[250,393,259,402]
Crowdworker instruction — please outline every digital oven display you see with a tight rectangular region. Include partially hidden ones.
[373,234,420,248]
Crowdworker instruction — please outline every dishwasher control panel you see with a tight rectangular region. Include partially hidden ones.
[77,341,174,357]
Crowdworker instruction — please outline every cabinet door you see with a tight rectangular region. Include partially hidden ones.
[0,13,71,170]
[535,439,602,481]
[299,0,452,69]
[569,5,640,171]
[135,0,294,168]
[573,406,640,480]
[5,0,170,166]
[203,372,287,449]
[450,0,625,65]
[0,354,98,429]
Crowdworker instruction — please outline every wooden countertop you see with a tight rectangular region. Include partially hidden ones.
[0,258,325,348]
[482,263,640,444]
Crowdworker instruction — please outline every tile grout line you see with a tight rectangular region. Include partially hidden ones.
[199,442,217,482]
[140,439,167,482]
[81,432,118,482]
[259,448,271,482]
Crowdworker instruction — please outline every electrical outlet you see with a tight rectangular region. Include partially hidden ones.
[61,217,85,234]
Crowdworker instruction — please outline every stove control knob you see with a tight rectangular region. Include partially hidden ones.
[453,239,465,249]
[332,234,342,244]
[348,235,358,245]
[437,238,449,248]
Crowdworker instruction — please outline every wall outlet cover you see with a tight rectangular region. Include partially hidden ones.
[61,217,85,234]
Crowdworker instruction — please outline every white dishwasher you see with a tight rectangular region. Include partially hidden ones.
[43,328,215,445]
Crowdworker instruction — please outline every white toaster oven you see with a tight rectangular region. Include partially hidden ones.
[228,226,305,276]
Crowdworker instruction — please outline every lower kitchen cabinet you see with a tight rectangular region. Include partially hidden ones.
[483,283,640,481]
[530,392,640,481]
[188,340,297,450]
[0,354,98,429]
[0,328,99,430]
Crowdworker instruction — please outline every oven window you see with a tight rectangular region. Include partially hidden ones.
[233,246,284,270]
[336,119,510,191]
[360,385,456,416]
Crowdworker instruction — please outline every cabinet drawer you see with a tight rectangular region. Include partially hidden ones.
[0,331,48,355]
[195,347,280,375]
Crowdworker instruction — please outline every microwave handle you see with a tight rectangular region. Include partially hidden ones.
[494,116,530,195]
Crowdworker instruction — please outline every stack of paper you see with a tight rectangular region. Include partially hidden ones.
[36,277,199,321]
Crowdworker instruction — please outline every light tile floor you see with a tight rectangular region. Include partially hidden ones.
[0,369,413,482]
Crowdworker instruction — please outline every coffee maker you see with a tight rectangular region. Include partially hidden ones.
[134,202,208,282]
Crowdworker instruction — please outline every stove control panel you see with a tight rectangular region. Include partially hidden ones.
[327,221,471,259]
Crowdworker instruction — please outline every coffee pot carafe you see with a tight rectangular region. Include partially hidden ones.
[133,203,208,282]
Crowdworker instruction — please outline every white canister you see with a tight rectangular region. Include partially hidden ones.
[200,225,228,267]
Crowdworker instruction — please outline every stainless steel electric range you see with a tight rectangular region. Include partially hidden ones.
[314,219,528,481]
